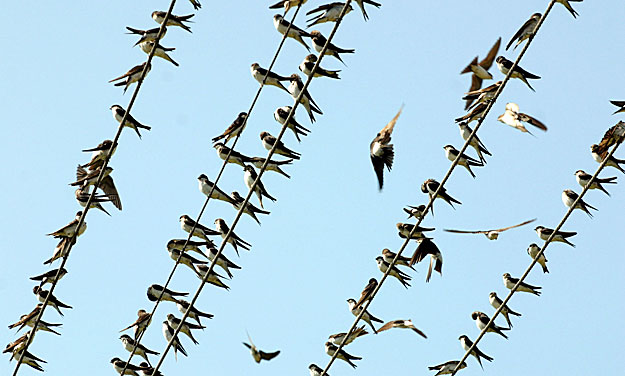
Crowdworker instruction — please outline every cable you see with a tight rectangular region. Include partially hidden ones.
[318,2,560,375]
[10,3,176,375]
[146,2,356,375]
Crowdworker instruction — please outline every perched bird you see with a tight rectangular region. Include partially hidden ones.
[74,185,112,216]
[193,264,230,290]
[355,278,377,308]
[212,112,248,144]
[310,30,354,65]
[207,246,242,278]
[591,144,625,174]
[503,273,541,296]
[43,237,76,265]
[162,321,187,360]
[535,225,577,247]
[166,239,212,259]
[120,310,153,340]
[460,38,501,110]
[269,0,308,14]
[497,102,547,134]
[110,357,145,376]
[273,15,312,51]
[309,363,327,376]
[306,2,353,27]
[428,360,467,375]
[151,11,194,33]
[214,218,251,256]
[250,156,293,179]
[610,100,625,115]
[410,238,443,283]
[557,0,583,18]
[347,298,383,334]
[496,56,541,91]
[167,248,207,275]
[421,178,462,213]
[403,204,426,220]
[562,189,597,217]
[458,121,491,164]
[139,362,163,376]
[120,334,159,366]
[69,165,111,187]
[299,54,340,79]
[454,102,487,124]
[506,13,541,50]
[527,243,549,273]
[443,218,536,240]
[214,142,253,167]
[261,131,302,160]
[198,174,236,205]
[459,335,493,369]
[378,319,427,338]
[139,41,179,66]
[462,81,502,110]
[472,311,509,339]
[244,165,277,209]
[287,73,323,123]
[396,223,435,240]
[443,144,483,178]
[354,0,381,21]
[46,211,86,239]
[180,214,220,240]
[73,166,122,210]
[489,291,522,328]
[8,305,62,335]
[593,121,625,159]
[274,106,310,142]
[325,341,361,368]
[243,333,280,363]
[30,268,67,287]
[167,313,205,345]
[375,256,411,288]
[146,284,188,303]
[109,62,151,94]
[33,286,72,316]
[176,299,214,326]
[80,139,116,170]
[381,248,414,271]
[574,170,617,196]
[3,332,31,355]
[250,63,290,93]
[230,191,271,225]
[11,348,46,372]
[370,106,402,190]
[111,104,151,139]
[125,26,167,47]
[328,325,368,346]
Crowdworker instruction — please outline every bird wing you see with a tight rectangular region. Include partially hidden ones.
[609,100,625,107]
[377,321,396,332]
[479,37,501,69]
[519,113,547,131]
[443,228,487,234]
[378,105,403,141]
[100,175,122,210]
[494,218,537,232]
[260,350,280,360]
[464,75,482,110]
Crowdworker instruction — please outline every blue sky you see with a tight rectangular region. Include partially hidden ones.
[2,1,624,375]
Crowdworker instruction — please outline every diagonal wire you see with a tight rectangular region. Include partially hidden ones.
[147,2,355,374]
[318,2,559,375]
[10,2,176,375]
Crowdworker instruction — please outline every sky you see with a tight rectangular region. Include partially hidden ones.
[1,0,624,375]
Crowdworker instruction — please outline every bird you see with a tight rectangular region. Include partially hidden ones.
[459,335,493,369]
[610,100,625,115]
[230,191,270,225]
[527,243,549,273]
[250,63,290,93]
[46,211,86,239]
[354,0,381,21]
[535,225,577,247]
[198,174,236,205]
[109,62,151,94]
[454,102,487,124]
[593,121,625,159]
[458,121,491,164]
[591,144,625,174]
[556,0,583,18]
[443,218,536,240]
[370,105,402,190]
[472,311,509,339]
[421,178,462,213]
[119,334,159,366]
[188,0,201,10]
[562,189,597,217]
[166,239,212,259]
[355,278,377,308]
[243,332,280,363]
[3,332,31,355]
[207,246,242,278]
[506,13,541,50]
[410,238,443,283]
[325,341,361,368]
[166,313,205,345]
[214,218,251,256]
[193,264,230,290]
[110,357,146,376]
[273,14,312,51]
[110,104,151,139]
[309,363,328,376]
[310,30,354,65]
[146,284,188,303]
[274,106,310,142]
[503,273,541,296]
[73,166,122,210]
[30,268,67,287]
[347,298,383,334]
[74,185,112,216]
[212,112,248,144]
[151,11,194,33]
[328,325,368,346]
[250,156,293,179]
[244,165,277,209]
[403,204,426,220]
[496,56,541,91]
[162,321,188,361]
[497,102,547,134]
[139,40,179,66]
[43,237,76,265]
[428,360,467,375]
[261,131,301,160]
[299,54,340,79]
[462,81,502,111]
[381,248,414,271]
[396,223,435,240]
[489,291,522,328]
[378,319,427,338]
[33,286,72,316]
[269,0,308,14]
[179,214,220,240]
[460,38,501,110]
[306,2,353,27]
[11,348,47,372]
[120,310,152,340]
[213,142,253,167]
[443,144,483,178]
[574,170,617,196]
[69,164,111,187]
[138,362,163,376]
[167,248,207,275]
[287,73,323,123]
[8,305,62,335]
[125,26,167,46]
[375,256,411,288]
[176,299,214,326]
[80,139,116,170]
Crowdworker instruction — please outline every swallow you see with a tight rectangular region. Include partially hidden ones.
[375,256,411,288]
[11,348,46,372]
[454,102,487,124]
[370,106,402,190]
[162,321,187,360]
[506,13,541,51]
[139,41,179,66]
[250,156,293,179]
[33,286,72,316]
[462,81,502,110]
[421,178,462,213]
[9,306,62,335]
[299,54,340,79]
[30,267,67,286]
[167,248,207,275]
[194,264,230,290]
[198,174,236,205]
[443,218,536,240]
[557,0,582,18]
[503,273,541,296]
[325,341,361,368]
[46,211,86,239]
[562,189,597,217]
[180,214,220,240]
[167,239,212,259]
[443,144,483,178]
[354,0,381,21]
[428,360,467,375]
[80,139,116,170]
[527,243,549,273]
[230,191,271,225]
[594,121,625,159]
[306,2,353,27]
[120,334,159,366]
[287,74,323,123]
[591,144,625,173]
[535,225,576,247]
[396,223,435,240]
[461,38,501,110]
[459,335,493,369]
[610,100,625,115]
[250,63,290,93]
[167,313,205,345]
[189,0,201,10]
[310,30,354,65]
[269,0,308,14]
[575,170,617,196]
[273,14,312,51]
[214,142,253,167]
[43,237,76,265]
[139,362,163,376]
[3,332,31,355]
[212,112,248,144]
[110,357,146,376]
[347,298,383,334]
[403,204,426,220]
[496,56,541,91]
[111,104,151,139]
[382,248,415,271]
[244,165,277,209]
[328,325,368,346]
[355,278,377,308]
[120,309,152,340]
[147,284,188,303]
[458,121,491,164]
[74,166,122,209]
[274,106,310,143]
[498,102,547,135]
[472,311,509,339]
[125,26,167,46]
[74,186,112,216]
[410,238,443,283]
[70,165,111,187]
[151,11,194,33]
[243,332,280,363]
[176,299,214,326]
[109,62,151,94]
[207,246,241,278]
[309,364,327,376]
[378,319,426,338]
[215,218,251,256]
[489,291,522,328]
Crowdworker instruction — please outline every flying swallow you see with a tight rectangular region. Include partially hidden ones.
[43,237,76,265]
[167,239,212,259]
[325,341,361,368]
[81,139,116,170]
[125,26,167,46]
[410,238,443,283]
[111,104,151,139]
[207,246,241,278]
[376,256,411,288]
[403,204,426,220]
[162,321,188,361]
[381,248,415,270]
[46,211,86,239]
[250,63,290,93]
[458,121,491,164]
[167,313,205,345]
[421,178,462,213]
[594,121,625,159]
[462,81,502,110]
[443,144,483,178]
[33,286,72,316]
[212,112,248,144]
[120,309,152,340]
[274,106,310,143]
[496,56,541,91]
[180,214,220,240]
[562,189,597,217]
[459,335,493,369]
[498,102,547,135]
[147,284,188,303]
[74,186,112,216]
[370,106,402,190]
[355,278,378,308]
[230,191,271,225]
[428,360,467,375]
[575,170,617,196]
[120,334,159,366]
[591,144,625,173]
[378,319,427,338]
[269,0,308,14]
[109,62,151,94]
[454,102,487,124]
[503,273,541,296]
[250,156,293,179]
[489,291,522,328]
[535,225,577,247]
[557,0,582,18]
[472,311,509,339]
[461,38,501,110]
[243,332,280,363]
[215,218,251,256]
[287,73,323,123]
[310,30,354,65]
[507,13,541,50]
[309,364,328,376]
[214,142,253,167]
[198,174,236,205]
[347,298,382,334]
[244,165,277,209]
[138,362,163,376]
[299,54,340,79]
[74,166,121,209]
[306,2,353,27]
[443,218,536,240]
[167,248,207,275]
[151,11,194,33]
[176,299,214,326]
[273,14,312,51]
[139,40,179,66]
[30,268,67,287]
[610,100,625,115]
[110,357,146,376]
[354,0,381,21]
[328,325,368,346]
[194,264,230,290]
[11,348,46,372]
[396,223,435,240]
[527,243,549,273]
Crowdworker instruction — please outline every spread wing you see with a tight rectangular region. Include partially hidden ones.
[479,37,501,69]
[260,350,280,361]
[378,105,403,142]
[494,218,537,232]
[443,228,488,234]
[519,113,547,131]
[377,321,396,333]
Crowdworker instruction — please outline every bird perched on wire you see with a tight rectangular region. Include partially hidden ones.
[593,120,625,159]
[462,81,502,110]
[370,105,402,190]
[458,121,491,164]
[243,332,280,363]
[506,13,541,50]
[444,218,536,240]
[109,62,151,94]
[306,2,353,27]
[421,179,461,214]
[299,54,340,79]
[273,14,312,51]
[151,11,194,33]
[250,63,290,93]
[574,170,617,196]
[591,144,625,174]
[460,38,501,110]
[269,0,308,15]
[443,144,483,178]
[310,30,354,65]
[496,56,541,91]
[498,102,547,135]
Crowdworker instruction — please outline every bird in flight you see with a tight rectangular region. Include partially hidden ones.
[444,218,536,240]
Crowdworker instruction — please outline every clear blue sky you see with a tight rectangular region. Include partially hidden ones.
[2,1,624,375]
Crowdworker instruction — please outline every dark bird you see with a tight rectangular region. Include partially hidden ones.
[243,332,280,363]
[506,13,541,50]
[459,334,493,369]
[496,56,541,91]
[460,38,501,110]
[489,291,522,328]
[370,106,402,190]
